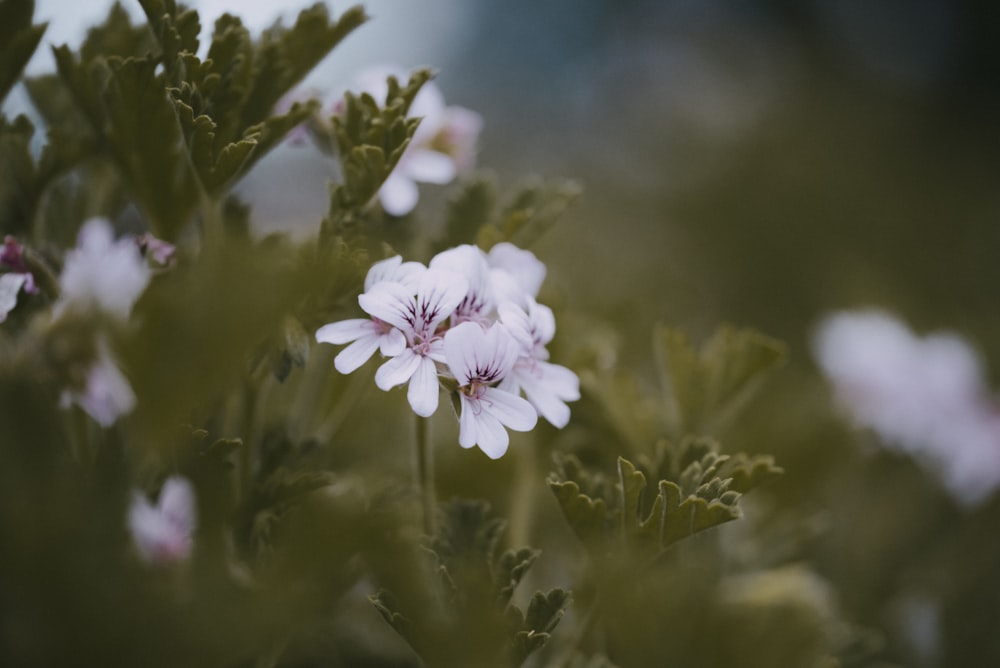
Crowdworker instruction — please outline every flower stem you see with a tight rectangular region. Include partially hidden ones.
[414,414,436,536]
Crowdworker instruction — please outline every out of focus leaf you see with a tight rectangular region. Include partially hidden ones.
[0,0,47,104]
[476,176,580,250]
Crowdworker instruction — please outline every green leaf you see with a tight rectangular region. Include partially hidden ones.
[239,4,368,130]
[80,2,157,63]
[494,547,540,608]
[718,452,784,494]
[0,0,47,104]
[435,174,497,252]
[0,115,38,235]
[510,588,572,666]
[476,177,581,250]
[137,0,200,72]
[547,478,610,549]
[652,324,787,436]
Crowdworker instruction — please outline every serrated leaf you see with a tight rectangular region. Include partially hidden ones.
[494,547,540,608]
[547,478,610,548]
[717,452,784,494]
[509,589,572,666]
[0,0,47,104]
[476,177,580,250]
[80,2,156,62]
[436,174,497,252]
[653,324,787,436]
[370,590,413,641]
[137,0,201,73]
[658,478,741,549]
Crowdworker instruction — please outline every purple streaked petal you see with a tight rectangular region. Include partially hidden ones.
[316,318,375,345]
[334,335,380,374]
[407,356,440,417]
[375,349,421,391]
[417,269,468,331]
[359,281,416,333]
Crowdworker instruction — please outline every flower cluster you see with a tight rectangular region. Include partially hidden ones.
[813,309,1000,505]
[316,243,579,459]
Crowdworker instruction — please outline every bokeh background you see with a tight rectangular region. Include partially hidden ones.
[8,0,1000,666]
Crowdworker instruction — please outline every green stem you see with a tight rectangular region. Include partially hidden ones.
[240,380,259,502]
[414,414,436,536]
[508,435,537,548]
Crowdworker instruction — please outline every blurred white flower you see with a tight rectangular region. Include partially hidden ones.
[445,321,537,459]
[57,218,151,320]
[0,273,30,322]
[339,66,482,216]
[813,309,1000,505]
[128,476,197,566]
[60,336,136,428]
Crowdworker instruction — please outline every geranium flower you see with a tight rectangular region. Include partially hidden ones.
[60,336,137,428]
[498,299,580,428]
[316,256,426,374]
[56,218,151,320]
[444,321,537,459]
[487,242,546,307]
[128,476,197,566]
[361,268,468,417]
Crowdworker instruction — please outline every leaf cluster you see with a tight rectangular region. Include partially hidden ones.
[370,499,570,667]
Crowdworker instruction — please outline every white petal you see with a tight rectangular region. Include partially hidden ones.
[375,349,421,390]
[379,328,407,356]
[475,411,510,459]
[528,300,556,346]
[497,301,534,351]
[407,356,441,417]
[316,318,374,345]
[379,172,419,216]
[0,273,28,322]
[487,243,546,298]
[458,396,479,449]
[405,149,457,184]
[359,281,416,333]
[334,335,380,374]
[159,477,197,532]
[365,256,428,291]
[444,321,485,385]
[481,386,537,432]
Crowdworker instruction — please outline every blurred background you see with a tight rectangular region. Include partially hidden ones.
[9,0,1000,665]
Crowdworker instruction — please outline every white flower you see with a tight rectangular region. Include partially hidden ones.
[315,256,426,374]
[487,242,546,307]
[429,244,495,325]
[445,321,537,459]
[128,476,197,566]
[60,336,137,428]
[338,66,482,216]
[813,309,1000,505]
[361,269,469,417]
[498,299,580,428]
[0,272,30,323]
[57,218,151,320]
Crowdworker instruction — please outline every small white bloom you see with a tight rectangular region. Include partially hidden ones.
[361,269,468,417]
[338,66,482,216]
[315,256,426,374]
[128,476,197,566]
[813,309,1000,505]
[430,244,495,325]
[60,336,136,428]
[445,321,537,459]
[498,300,580,428]
[57,218,151,320]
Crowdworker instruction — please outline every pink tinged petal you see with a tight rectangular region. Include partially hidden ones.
[497,301,534,351]
[375,349,421,391]
[521,379,571,429]
[70,343,136,427]
[481,386,537,432]
[0,273,28,322]
[379,172,419,216]
[404,149,457,184]
[528,300,556,346]
[334,335,380,374]
[158,477,197,533]
[379,328,407,356]
[407,356,441,417]
[359,281,417,333]
[316,318,375,345]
